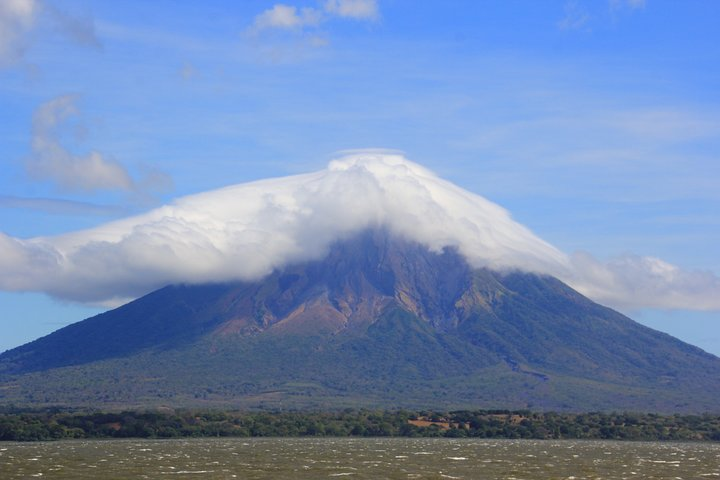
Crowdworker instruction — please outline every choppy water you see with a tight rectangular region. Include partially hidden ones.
[1,437,719,479]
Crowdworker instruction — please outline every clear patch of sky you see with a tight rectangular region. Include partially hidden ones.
[0,291,103,354]
[634,309,720,357]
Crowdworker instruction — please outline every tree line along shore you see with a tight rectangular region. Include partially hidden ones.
[1,408,720,442]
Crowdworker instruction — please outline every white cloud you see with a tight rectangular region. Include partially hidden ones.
[25,95,173,197]
[248,4,322,35]
[246,1,378,43]
[569,253,720,311]
[0,0,39,66]
[0,153,568,303]
[27,95,135,192]
[2,152,719,313]
[324,0,379,20]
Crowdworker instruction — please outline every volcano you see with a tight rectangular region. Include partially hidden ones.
[1,229,718,412]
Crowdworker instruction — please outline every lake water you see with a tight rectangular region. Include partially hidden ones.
[1,437,719,479]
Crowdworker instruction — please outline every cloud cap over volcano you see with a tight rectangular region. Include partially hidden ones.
[1,152,718,311]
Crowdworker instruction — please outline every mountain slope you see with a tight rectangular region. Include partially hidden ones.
[1,230,719,412]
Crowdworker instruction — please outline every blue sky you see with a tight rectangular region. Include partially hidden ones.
[1,0,720,354]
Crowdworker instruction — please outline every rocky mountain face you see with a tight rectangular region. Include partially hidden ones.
[1,229,719,412]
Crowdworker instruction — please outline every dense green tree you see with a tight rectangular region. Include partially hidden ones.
[2,409,720,442]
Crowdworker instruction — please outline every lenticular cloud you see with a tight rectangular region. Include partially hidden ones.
[1,153,719,311]
[0,153,567,303]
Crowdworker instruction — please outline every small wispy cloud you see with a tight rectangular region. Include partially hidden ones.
[558,1,590,31]
[44,2,101,49]
[0,195,125,217]
[324,0,379,20]
[0,0,40,66]
[559,0,647,31]
[26,95,172,195]
[248,4,322,35]
[27,95,135,192]
[452,103,720,203]
[0,0,100,68]
[245,0,379,49]
[608,109,720,142]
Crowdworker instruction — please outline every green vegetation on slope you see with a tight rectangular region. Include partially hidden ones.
[2,232,719,413]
